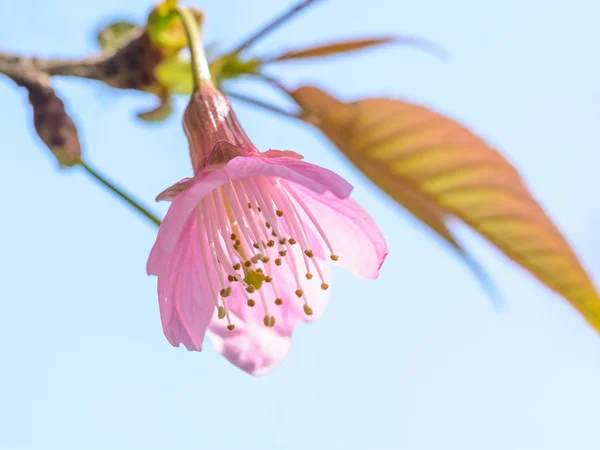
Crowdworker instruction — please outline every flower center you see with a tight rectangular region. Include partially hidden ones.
[196,176,338,330]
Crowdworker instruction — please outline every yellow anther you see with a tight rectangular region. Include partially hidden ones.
[320,283,329,290]
[264,276,273,283]
[275,298,283,305]
[262,256,270,263]
[303,304,313,316]
[227,324,235,331]
[275,258,282,266]
[279,250,287,257]
[279,238,287,245]
[220,287,232,297]
[330,254,339,261]
[218,306,226,319]
[295,289,303,297]
[276,210,284,217]
[304,249,314,258]
[244,260,252,267]
[233,263,241,271]
[289,238,297,245]
[246,285,256,293]
[263,316,270,327]
[269,316,276,327]
[247,299,256,307]
[305,273,313,280]
[230,233,237,241]
[267,240,275,247]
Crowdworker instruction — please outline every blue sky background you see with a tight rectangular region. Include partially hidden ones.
[2,1,600,449]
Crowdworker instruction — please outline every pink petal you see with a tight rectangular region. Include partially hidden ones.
[226,155,353,198]
[157,219,215,351]
[147,169,229,275]
[291,183,388,279]
[207,322,292,376]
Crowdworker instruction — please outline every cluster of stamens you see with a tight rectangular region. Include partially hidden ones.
[196,176,339,331]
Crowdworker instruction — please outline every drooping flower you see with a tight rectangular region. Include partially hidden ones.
[147,85,388,375]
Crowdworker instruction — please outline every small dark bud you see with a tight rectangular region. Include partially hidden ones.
[27,84,81,168]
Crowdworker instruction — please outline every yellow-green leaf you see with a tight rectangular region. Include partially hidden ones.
[266,36,444,62]
[97,21,138,52]
[155,56,193,94]
[137,93,173,122]
[291,86,600,330]
[146,1,203,55]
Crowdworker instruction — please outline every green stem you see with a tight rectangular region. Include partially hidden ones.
[79,160,162,227]
[227,0,324,56]
[223,90,300,120]
[173,6,212,91]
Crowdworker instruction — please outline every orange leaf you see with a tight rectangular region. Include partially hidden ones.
[266,36,444,62]
[291,86,600,330]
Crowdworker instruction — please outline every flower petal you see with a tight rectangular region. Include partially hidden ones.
[157,219,215,351]
[291,183,388,279]
[147,169,229,275]
[207,321,292,376]
[226,155,353,198]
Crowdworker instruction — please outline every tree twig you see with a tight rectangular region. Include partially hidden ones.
[226,0,324,56]
[223,90,300,119]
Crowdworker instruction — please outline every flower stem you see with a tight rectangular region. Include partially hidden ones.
[223,90,300,120]
[173,6,212,91]
[79,160,162,227]
[227,0,324,56]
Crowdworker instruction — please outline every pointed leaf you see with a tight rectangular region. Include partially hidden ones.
[137,94,173,122]
[97,21,138,52]
[291,86,600,330]
[266,36,445,62]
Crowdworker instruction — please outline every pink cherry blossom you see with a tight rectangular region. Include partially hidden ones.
[147,86,387,375]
